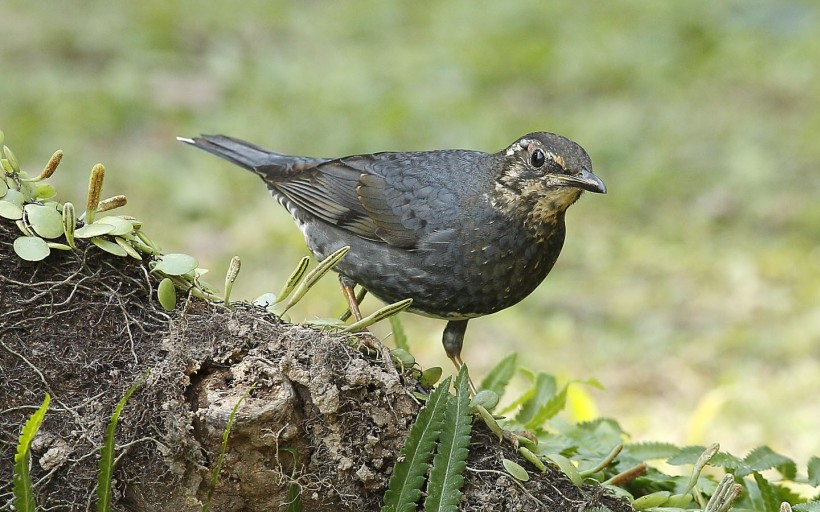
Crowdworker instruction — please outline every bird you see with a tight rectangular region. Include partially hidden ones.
[179,132,605,388]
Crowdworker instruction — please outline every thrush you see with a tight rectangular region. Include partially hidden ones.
[180,132,605,386]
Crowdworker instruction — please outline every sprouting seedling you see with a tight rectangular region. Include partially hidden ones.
[341,298,413,333]
[703,474,742,512]
[96,195,127,213]
[23,150,63,182]
[274,256,310,304]
[674,442,720,507]
[84,163,105,224]
[279,246,349,315]
[62,202,76,249]
[223,256,241,307]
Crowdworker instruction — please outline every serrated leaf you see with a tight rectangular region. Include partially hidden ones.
[525,382,569,429]
[92,237,128,257]
[74,222,115,238]
[515,372,556,424]
[808,456,820,487]
[740,446,796,479]
[389,315,409,351]
[382,376,451,512]
[0,200,24,220]
[13,393,50,512]
[502,458,529,481]
[153,253,199,276]
[98,372,148,511]
[13,236,50,261]
[478,352,517,400]
[622,442,681,462]
[25,204,64,239]
[753,472,780,512]
[424,366,472,512]
[794,502,820,512]
[157,278,177,311]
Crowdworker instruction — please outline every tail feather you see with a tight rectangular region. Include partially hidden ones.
[177,134,287,170]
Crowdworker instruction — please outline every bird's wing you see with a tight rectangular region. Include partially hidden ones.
[257,152,451,248]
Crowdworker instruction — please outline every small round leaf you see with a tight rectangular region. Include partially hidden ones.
[153,253,199,276]
[502,458,530,482]
[2,189,25,206]
[13,236,50,261]
[34,183,56,199]
[96,216,134,236]
[74,223,115,238]
[419,367,443,387]
[157,278,177,311]
[0,201,23,220]
[0,178,8,196]
[91,237,128,257]
[390,348,415,367]
[25,204,64,239]
[253,293,278,308]
[471,389,500,410]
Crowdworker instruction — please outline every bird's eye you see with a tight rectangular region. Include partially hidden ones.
[530,149,546,168]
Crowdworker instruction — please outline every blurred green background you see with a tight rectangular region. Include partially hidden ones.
[2,1,818,464]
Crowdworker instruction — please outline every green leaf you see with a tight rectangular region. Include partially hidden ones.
[525,382,569,429]
[502,458,529,481]
[95,216,135,236]
[514,371,556,424]
[0,176,7,196]
[274,256,311,303]
[14,393,50,512]
[631,491,670,510]
[24,204,64,239]
[794,502,820,512]
[153,253,199,276]
[740,446,796,479]
[13,236,50,261]
[424,366,473,512]
[390,348,415,367]
[470,389,499,411]
[0,200,24,220]
[34,183,56,199]
[382,376,451,512]
[286,480,303,512]
[98,372,148,512]
[477,352,517,400]
[3,188,26,206]
[157,278,177,311]
[621,442,680,462]
[115,237,142,260]
[544,453,582,486]
[74,222,115,238]
[389,315,409,351]
[808,456,820,487]
[753,472,780,512]
[419,367,443,387]
[92,237,128,257]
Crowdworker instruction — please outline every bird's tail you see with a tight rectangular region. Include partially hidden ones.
[177,134,287,170]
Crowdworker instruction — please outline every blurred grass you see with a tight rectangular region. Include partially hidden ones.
[2,0,818,464]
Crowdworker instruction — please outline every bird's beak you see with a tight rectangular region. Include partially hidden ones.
[557,168,607,194]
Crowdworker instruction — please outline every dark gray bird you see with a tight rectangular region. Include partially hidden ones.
[179,133,605,384]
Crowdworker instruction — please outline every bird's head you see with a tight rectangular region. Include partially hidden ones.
[492,132,606,236]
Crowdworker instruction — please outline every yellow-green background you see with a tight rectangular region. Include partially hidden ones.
[3,1,818,467]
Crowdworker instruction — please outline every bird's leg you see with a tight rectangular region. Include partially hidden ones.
[339,275,364,322]
[338,275,394,364]
[443,320,477,395]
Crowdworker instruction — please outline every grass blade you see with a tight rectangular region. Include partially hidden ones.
[97,371,149,512]
[424,366,473,512]
[202,382,256,512]
[274,256,311,303]
[478,352,517,400]
[389,315,409,351]
[13,393,51,512]
[382,376,451,512]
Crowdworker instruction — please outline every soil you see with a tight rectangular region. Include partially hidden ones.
[0,219,633,512]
